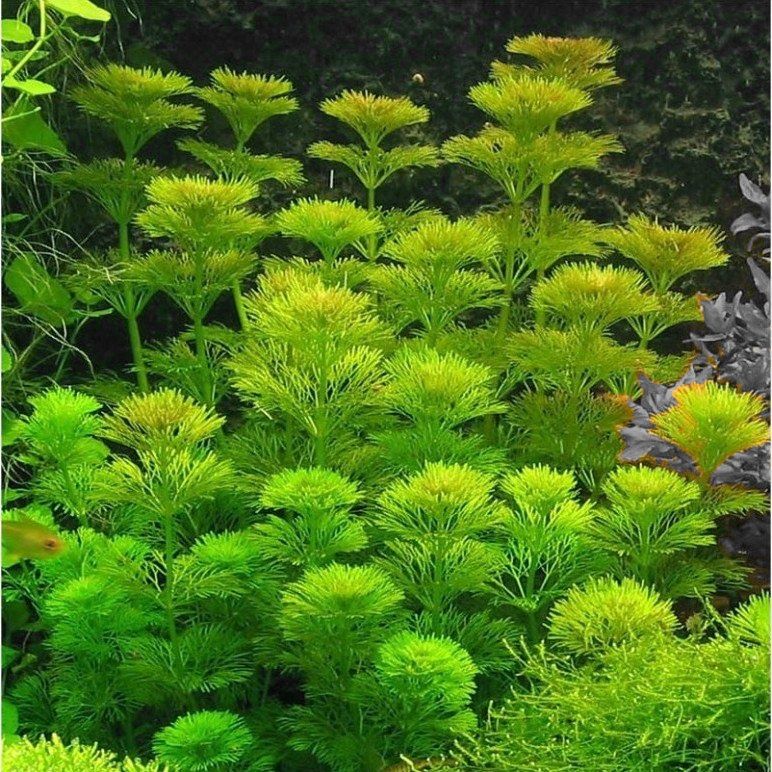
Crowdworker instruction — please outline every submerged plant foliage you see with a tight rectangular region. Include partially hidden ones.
[2,27,768,772]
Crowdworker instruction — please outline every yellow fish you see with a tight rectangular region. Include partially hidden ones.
[2,518,66,565]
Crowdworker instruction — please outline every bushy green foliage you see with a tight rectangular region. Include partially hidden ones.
[452,594,769,771]
[2,26,767,772]
[3,733,166,771]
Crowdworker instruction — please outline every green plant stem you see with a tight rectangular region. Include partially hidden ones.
[524,563,541,644]
[496,185,524,343]
[230,138,250,328]
[163,514,179,647]
[231,280,248,329]
[192,253,213,405]
[60,464,84,525]
[118,153,149,392]
[534,121,557,327]
[366,184,377,260]
[313,349,329,466]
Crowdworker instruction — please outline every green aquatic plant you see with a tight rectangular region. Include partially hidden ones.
[195,68,298,149]
[279,562,406,699]
[181,67,303,326]
[3,733,165,772]
[135,175,268,404]
[650,381,769,486]
[453,594,769,771]
[2,28,766,772]
[547,576,678,655]
[13,388,108,524]
[253,467,367,572]
[152,710,273,772]
[591,466,736,598]
[275,196,381,264]
[488,465,608,642]
[605,215,730,347]
[53,64,203,391]
[443,36,621,335]
[308,91,440,259]
[495,34,623,91]
[370,462,514,671]
[229,272,392,467]
[372,217,501,344]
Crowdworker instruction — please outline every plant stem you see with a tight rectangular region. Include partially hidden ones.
[163,514,179,647]
[496,195,523,342]
[366,184,377,261]
[187,246,215,404]
[534,121,556,327]
[313,350,329,466]
[118,153,149,392]
[231,280,248,329]
[122,281,150,393]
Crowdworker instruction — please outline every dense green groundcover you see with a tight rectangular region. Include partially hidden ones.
[1,2,770,771]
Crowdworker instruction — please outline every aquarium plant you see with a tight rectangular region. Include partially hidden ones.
[2,26,768,772]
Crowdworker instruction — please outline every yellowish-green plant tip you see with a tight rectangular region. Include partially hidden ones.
[71,64,203,155]
[275,197,382,261]
[469,75,591,137]
[378,462,504,526]
[178,138,306,187]
[136,175,266,246]
[319,90,430,147]
[650,381,769,479]
[548,576,678,654]
[384,218,499,267]
[209,67,295,99]
[100,387,224,449]
[380,347,506,426]
[501,34,622,90]
[144,174,258,209]
[197,67,298,146]
[280,563,404,640]
[500,465,579,514]
[606,214,730,293]
[260,467,361,513]
[725,594,770,647]
[242,273,389,348]
[376,630,478,705]
[530,263,659,330]
[603,464,702,509]
[2,733,167,771]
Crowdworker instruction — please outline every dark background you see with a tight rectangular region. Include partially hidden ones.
[107,0,770,239]
[6,0,768,382]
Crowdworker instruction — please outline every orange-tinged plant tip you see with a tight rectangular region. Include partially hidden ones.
[651,381,769,477]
